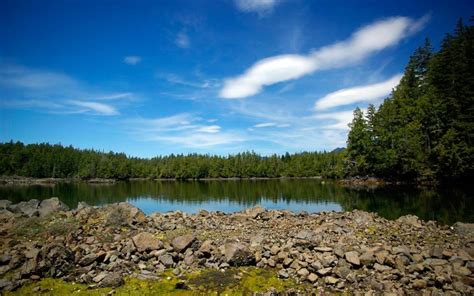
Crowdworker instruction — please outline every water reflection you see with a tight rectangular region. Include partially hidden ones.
[0,180,471,224]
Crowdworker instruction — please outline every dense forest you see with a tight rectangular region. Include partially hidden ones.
[0,141,345,179]
[346,19,474,181]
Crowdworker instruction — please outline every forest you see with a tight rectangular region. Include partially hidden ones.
[346,19,473,181]
[1,19,472,182]
[0,141,345,179]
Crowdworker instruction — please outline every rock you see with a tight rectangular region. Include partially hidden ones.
[0,254,11,265]
[0,200,11,209]
[295,230,315,240]
[79,253,99,266]
[97,272,124,288]
[317,267,332,276]
[197,240,213,257]
[321,254,337,267]
[224,243,255,266]
[132,232,163,252]
[159,254,174,267]
[325,276,339,285]
[374,263,391,272]
[360,252,375,266]
[307,273,318,283]
[334,266,351,279]
[0,279,13,290]
[454,266,472,276]
[76,201,90,210]
[345,251,360,266]
[0,209,14,223]
[352,210,373,225]
[392,246,410,256]
[93,272,108,283]
[244,205,265,218]
[297,268,309,277]
[270,245,280,255]
[375,250,388,264]
[453,222,474,236]
[171,234,196,253]
[430,247,443,259]
[397,215,422,228]
[38,197,69,217]
[278,269,289,279]
[105,203,146,226]
[9,199,40,217]
[424,258,448,266]
[314,247,333,252]
[412,279,427,289]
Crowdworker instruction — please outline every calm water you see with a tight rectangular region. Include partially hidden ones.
[0,180,472,225]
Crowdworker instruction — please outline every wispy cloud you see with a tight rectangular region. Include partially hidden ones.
[315,74,402,110]
[127,113,245,148]
[254,122,277,128]
[314,109,367,130]
[235,0,279,15]
[220,16,427,99]
[160,73,219,89]
[123,56,142,65]
[175,32,190,48]
[69,100,119,116]
[0,63,130,116]
[253,122,290,128]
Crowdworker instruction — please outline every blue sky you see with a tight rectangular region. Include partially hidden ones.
[1,0,472,157]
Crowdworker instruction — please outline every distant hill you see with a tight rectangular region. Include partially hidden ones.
[331,147,346,153]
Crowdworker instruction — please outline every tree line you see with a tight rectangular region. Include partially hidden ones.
[0,141,345,179]
[346,19,474,181]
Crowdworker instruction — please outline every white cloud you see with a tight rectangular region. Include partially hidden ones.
[161,74,219,89]
[196,125,221,133]
[123,56,142,65]
[69,101,119,116]
[0,63,130,116]
[96,93,133,100]
[315,74,402,110]
[254,122,277,128]
[127,114,245,148]
[314,109,366,130]
[220,16,427,99]
[175,32,190,48]
[235,0,278,14]
[253,122,291,128]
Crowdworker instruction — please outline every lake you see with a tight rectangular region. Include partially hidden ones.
[0,179,472,225]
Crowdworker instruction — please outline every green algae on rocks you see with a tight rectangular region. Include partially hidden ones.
[6,268,303,295]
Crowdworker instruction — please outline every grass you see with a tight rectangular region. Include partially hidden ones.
[6,267,306,295]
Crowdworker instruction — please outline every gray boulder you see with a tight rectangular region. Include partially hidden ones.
[38,197,69,217]
[453,222,474,236]
[132,232,163,252]
[397,215,422,228]
[8,199,40,217]
[171,234,196,253]
[0,200,11,210]
[97,272,124,288]
[224,242,255,266]
[244,205,265,218]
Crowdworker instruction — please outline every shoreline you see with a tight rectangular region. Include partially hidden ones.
[0,198,473,294]
[0,175,442,188]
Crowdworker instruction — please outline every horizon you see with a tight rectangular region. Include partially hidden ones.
[1,0,472,158]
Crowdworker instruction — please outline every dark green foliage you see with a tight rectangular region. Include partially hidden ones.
[346,19,474,181]
[0,141,345,179]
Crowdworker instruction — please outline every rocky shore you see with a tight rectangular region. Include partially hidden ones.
[0,177,117,185]
[0,198,473,295]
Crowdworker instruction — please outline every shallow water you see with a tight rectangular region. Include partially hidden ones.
[0,179,472,224]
